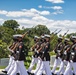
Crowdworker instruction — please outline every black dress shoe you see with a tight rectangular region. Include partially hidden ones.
[54,74,57,75]
[31,73,35,75]
[16,73,20,75]
[2,71,7,74]
[27,71,32,75]
[42,74,46,75]
[52,73,55,75]
[73,73,75,75]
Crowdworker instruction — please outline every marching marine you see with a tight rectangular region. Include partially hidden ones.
[56,38,71,75]
[51,37,64,75]
[36,34,52,75]
[64,36,76,75]
[2,35,19,75]
[34,35,45,75]
[9,34,28,75]
[27,36,40,75]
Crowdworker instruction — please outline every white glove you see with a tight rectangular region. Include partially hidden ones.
[17,51,19,53]
[43,52,44,54]
[35,49,37,52]
[64,51,67,55]
[11,50,14,53]
[37,51,39,54]
[30,48,33,51]
[7,46,12,51]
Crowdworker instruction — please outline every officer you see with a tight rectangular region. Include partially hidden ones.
[9,34,28,75]
[70,36,76,75]
[36,34,52,75]
[34,35,45,75]
[64,35,76,75]
[7,35,21,75]
[27,36,40,74]
[56,38,71,75]
[51,37,63,75]
[2,35,18,74]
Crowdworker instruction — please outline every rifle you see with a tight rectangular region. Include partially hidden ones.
[53,30,69,53]
[62,30,69,42]
[63,30,69,36]
[51,29,58,34]
[9,42,17,50]
[50,29,62,41]
[22,26,35,38]
[55,29,62,35]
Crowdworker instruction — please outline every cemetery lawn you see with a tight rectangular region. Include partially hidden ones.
[0,66,6,69]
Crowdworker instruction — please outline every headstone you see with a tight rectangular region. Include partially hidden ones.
[0,58,9,66]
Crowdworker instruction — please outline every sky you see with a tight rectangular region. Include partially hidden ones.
[0,0,76,35]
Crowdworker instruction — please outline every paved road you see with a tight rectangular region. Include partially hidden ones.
[0,72,6,75]
[0,69,6,75]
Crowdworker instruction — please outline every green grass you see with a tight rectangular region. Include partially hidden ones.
[51,67,59,70]
[0,66,6,69]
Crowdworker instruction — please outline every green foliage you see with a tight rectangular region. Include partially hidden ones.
[3,20,19,30]
[50,51,56,56]
[0,26,15,44]
[0,40,9,58]
[50,34,58,51]
[34,25,50,36]
[66,33,76,38]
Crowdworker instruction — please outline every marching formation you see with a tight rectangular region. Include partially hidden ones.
[1,31,76,75]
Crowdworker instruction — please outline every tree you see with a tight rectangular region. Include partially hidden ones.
[66,33,76,38]
[34,25,50,36]
[50,34,58,51]
[3,20,20,30]
[0,40,9,58]
[0,26,15,44]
